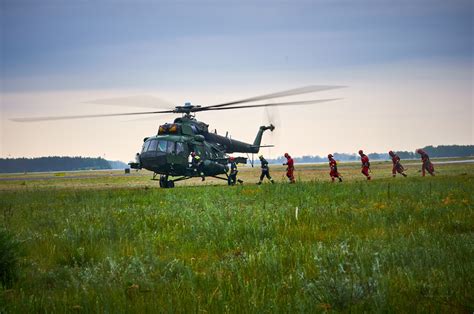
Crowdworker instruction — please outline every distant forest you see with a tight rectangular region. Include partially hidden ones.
[0,157,127,173]
[267,145,474,164]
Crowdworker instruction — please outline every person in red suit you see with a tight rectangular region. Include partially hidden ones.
[389,150,407,177]
[283,153,295,183]
[416,149,435,176]
[328,154,342,182]
[359,150,371,180]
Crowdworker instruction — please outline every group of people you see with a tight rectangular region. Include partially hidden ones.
[328,149,435,182]
[259,148,435,184]
[190,148,435,185]
[258,153,295,184]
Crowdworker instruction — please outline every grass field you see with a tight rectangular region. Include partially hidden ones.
[1,161,473,312]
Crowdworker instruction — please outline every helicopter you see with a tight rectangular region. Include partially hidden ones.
[11,85,343,188]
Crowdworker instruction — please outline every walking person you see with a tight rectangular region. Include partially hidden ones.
[257,155,274,184]
[389,150,407,177]
[328,154,342,182]
[359,150,371,180]
[416,149,435,176]
[283,153,295,183]
[228,156,239,185]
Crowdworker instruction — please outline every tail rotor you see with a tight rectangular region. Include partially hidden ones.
[264,106,281,158]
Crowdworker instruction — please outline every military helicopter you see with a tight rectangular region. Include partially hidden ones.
[12,85,343,187]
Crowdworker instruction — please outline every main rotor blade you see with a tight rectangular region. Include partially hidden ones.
[84,95,175,110]
[121,113,177,123]
[197,98,342,112]
[203,85,345,110]
[10,109,175,122]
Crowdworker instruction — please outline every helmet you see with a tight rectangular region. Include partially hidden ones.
[229,156,234,161]
[358,150,363,154]
[389,150,394,156]
[416,149,423,154]
[191,152,196,157]
[259,155,264,159]
[284,153,289,158]
[328,154,333,158]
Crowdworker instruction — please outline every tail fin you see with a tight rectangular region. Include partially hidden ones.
[252,124,275,153]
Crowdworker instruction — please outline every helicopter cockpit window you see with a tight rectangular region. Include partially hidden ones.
[176,142,185,154]
[147,140,159,152]
[190,125,198,134]
[157,140,167,152]
[166,141,175,154]
[142,141,151,153]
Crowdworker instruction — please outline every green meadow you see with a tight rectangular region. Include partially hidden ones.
[1,161,473,312]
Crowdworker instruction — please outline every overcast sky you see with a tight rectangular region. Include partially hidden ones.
[1,0,472,161]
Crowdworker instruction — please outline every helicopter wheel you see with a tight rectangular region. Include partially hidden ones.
[159,175,167,188]
[159,175,175,188]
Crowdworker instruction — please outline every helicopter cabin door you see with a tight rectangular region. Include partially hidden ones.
[191,143,203,156]
[167,140,188,171]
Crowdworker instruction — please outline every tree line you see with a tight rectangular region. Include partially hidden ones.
[0,157,112,173]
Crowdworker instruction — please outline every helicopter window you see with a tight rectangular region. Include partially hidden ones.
[190,125,198,133]
[142,141,151,153]
[147,140,159,152]
[176,142,185,154]
[166,141,175,154]
[157,140,167,152]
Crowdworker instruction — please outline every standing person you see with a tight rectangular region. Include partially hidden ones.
[389,150,407,177]
[416,149,435,176]
[257,155,274,185]
[228,156,238,185]
[283,153,295,183]
[359,150,371,180]
[328,154,342,182]
[190,152,205,181]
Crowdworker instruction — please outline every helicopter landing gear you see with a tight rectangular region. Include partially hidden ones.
[158,175,175,188]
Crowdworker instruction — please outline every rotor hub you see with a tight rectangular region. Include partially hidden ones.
[174,102,201,115]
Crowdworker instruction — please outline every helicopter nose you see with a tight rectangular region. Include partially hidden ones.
[140,152,167,169]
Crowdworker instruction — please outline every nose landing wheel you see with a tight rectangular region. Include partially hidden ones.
[158,174,175,188]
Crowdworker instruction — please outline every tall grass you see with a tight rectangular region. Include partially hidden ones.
[0,228,22,288]
[0,174,473,312]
